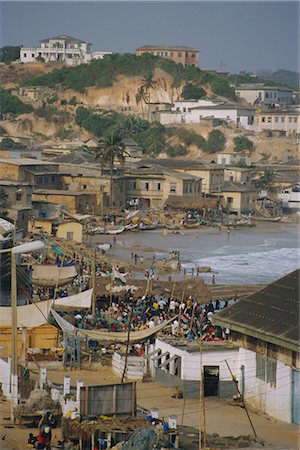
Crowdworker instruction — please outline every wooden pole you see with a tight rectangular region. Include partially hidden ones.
[225,359,257,438]
[198,335,203,450]
[188,302,197,335]
[91,248,96,316]
[178,290,185,329]
[121,304,134,383]
[53,253,65,304]
[201,341,207,448]
[11,251,18,422]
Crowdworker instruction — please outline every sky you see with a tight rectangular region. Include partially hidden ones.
[0,1,299,74]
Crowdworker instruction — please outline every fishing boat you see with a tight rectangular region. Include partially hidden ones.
[105,227,125,235]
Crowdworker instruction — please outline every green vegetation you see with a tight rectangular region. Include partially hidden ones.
[0,125,6,135]
[166,144,188,157]
[22,53,235,100]
[211,79,235,100]
[35,106,70,124]
[230,70,299,89]
[0,46,20,64]
[0,188,10,217]
[205,130,226,154]
[56,129,74,140]
[0,88,33,116]
[0,137,27,150]
[181,82,206,100]
[233,135,253,153]
[134,122,165,156]
[69,96,78,106]
[176,128,206,149]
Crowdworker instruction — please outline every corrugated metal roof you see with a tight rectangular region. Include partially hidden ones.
[214,269,300,348]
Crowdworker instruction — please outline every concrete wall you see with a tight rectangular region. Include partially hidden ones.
[239,348,292,423]
[56,222,83,243]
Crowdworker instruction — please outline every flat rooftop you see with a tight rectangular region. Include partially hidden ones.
[157,335,238,353]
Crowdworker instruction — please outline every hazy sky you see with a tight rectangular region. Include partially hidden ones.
[0,1,299,73]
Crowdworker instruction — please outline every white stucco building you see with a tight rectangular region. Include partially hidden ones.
[235,84,293,108]
[20,35,112,65]
[215,269,300,425]
[147,337,239,399]
[279,184,300,211]
[248,107,300,136]
[160,100,255,128]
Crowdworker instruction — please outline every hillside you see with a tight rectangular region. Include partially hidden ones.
[0,57,298,164]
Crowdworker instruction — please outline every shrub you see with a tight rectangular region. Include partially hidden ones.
[69,96,77,106]
[211,79,236,100]
[204,130,226,153]
[181,82,206,100]
[233,135,253,152]
[0,46,20,63]
[176,128,206,149]
[0,88,33,116]
[166,144,188,157]
[0,137,27,150]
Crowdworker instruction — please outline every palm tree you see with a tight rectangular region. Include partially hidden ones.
[140,74,158,121]
[135,86,149,119]
[95,131,129,209]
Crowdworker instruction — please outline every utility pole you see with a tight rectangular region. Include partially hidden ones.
[121,295,134,383]
[11,251,18,422]
[225,360,257,438]
[91,248,96,316]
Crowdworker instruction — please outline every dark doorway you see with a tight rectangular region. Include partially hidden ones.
[204,366,219,396]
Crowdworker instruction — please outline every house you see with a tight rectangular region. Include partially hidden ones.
[28,218,83,243]
[279,183,300,212]
[141,159,224,194]
[0,158,59,183]
[20,35,112,65]
[147,337,239,399]
[214,269,300,424]
[32,190,97,214]
[219,181,257,214]
[224,167,253,184]
[58,163,125,211]
[217,151,252,167]
[136,45,199,67]
[0,179,33,230]
[125,164,202,209]
[235,84,293,108]
[251,107,300,136]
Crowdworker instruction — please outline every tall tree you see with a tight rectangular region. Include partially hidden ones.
[141,74,158,121]
[95,131,128,209]
[135,86,149,119]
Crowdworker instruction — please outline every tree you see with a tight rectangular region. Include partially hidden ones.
[0,46,21,64]
[0,188,9,217]
[140,74,158,121]
[135,86,149,119]
[205,130,226,153]
[0,137,27,150]
[233,135,253,153]
[95,131,129,209]
[181,82,206,100]
[0,88,33,116]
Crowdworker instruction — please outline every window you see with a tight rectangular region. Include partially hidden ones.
[275,117,279,123]
[256,355,265,381]
[289,117,292,123]
[294,117,298,123]
[51,175,55,183]
[143,182,149,191]
[192,53,196,58]
[16,193,22,201]
[43,176,48,184]
[246,196,250,204]
[164,52,168,57]
[267,117,272,123]
[267,358,277,387]
[265,93,269,99]
[83,184,87,189]
[32,53,35,58]
[281,117,285,123]
[24,53,27,57]
[156,183,161,191]
[261,116,265,123]
[178,52,182,57]
[186,52,188,57]
[170,52,173,57]
[229,176,234,181]
[66,232,74,240]
[274,92,277,99]
[128,181,136,189]
[227,197,233,204]
[170,183,176,193]
[269,93,272,99]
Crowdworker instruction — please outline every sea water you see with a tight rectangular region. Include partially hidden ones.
[106,222,299,285]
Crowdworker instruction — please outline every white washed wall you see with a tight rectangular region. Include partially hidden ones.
[0,357,11,398]
[239,348,292,423]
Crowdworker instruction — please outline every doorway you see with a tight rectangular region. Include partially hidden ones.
[204,366,219,396]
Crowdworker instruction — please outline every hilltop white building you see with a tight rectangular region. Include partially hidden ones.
[20,35,112,66]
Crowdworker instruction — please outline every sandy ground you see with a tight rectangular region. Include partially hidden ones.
[1,365,299,449]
